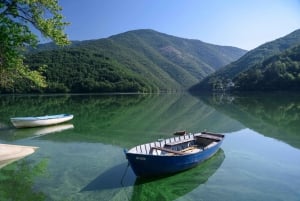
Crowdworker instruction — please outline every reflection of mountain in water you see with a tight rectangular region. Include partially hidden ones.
[81,149,225,201]
[199,92,300,149]
[0,94,243,147]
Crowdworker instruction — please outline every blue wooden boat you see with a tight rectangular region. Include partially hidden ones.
[125,131,225,177]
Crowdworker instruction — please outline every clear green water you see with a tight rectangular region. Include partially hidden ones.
[0,92,300,201]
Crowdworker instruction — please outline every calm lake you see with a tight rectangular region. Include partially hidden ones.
[0,92,300,201]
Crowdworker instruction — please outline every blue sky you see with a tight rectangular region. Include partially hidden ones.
[52,0,300,50]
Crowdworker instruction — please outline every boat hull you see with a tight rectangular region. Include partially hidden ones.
[10,114,73,128]
[126,137,223,177]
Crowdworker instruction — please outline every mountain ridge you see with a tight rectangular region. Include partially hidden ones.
[12,29,246,93]
[190,29,300,92]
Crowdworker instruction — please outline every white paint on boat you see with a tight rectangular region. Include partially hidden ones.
[10,114,74,128]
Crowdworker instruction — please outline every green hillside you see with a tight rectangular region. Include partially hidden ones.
[233,45,300,90]
[1,29,246,93]
[190,29,300,92]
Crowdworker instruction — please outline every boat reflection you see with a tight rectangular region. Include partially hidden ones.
[130,149,225,201]
[0,124,74,141]
[82,149,224,201]
[27,123,74,137]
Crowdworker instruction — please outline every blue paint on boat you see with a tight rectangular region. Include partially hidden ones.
[125,132,225,177]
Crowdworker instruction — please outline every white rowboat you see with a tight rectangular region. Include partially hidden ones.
[10,114,73,128]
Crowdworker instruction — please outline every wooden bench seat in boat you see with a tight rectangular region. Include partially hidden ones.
[150,146,185,155]
[199,133,224,141]
[165,138,194,146]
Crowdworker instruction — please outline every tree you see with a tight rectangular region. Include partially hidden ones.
[0,0,70,92]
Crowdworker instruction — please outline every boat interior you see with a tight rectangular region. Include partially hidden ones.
[129,132,224,156]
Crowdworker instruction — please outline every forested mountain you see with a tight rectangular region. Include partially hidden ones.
[233,45,300,90]
[190,29,300,92]
[1,29,246,93]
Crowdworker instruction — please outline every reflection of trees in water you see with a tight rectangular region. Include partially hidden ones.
[0,94,147,123]
[0,95,71,126]
[56,93,241,147]
[0,94,242,146]
[0,159,48,201]
[200,92,300,149]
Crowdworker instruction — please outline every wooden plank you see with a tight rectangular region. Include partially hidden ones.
[201,132,224,138]
[151,147,185,155]
[197,134,223,141]
[205,141,218,149]
[165,138,194,146]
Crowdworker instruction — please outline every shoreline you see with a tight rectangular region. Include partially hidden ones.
[0,144,38,169]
